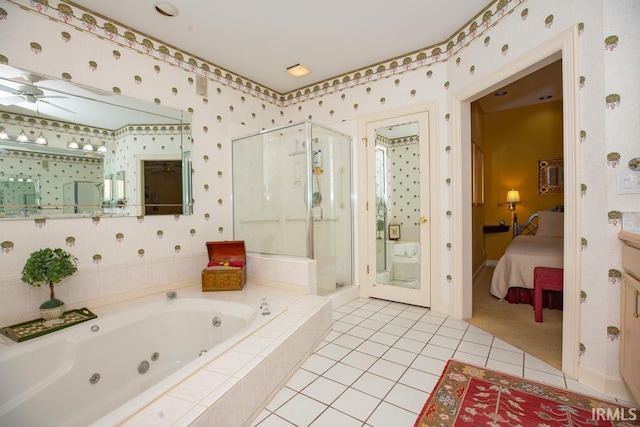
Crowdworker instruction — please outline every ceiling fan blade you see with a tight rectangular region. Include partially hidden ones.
[0,95,24,105]
[40,95,68,100]
[38,99,76,114]
[0,83,21,95]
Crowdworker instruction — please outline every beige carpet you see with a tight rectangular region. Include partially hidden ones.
[465,267,562,370]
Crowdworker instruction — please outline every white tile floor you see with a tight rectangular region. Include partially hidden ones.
[251,297,629,427]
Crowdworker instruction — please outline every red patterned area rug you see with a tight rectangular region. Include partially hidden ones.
[414,359,639,427]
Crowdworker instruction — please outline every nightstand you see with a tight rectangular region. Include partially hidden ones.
[483,225,511,233]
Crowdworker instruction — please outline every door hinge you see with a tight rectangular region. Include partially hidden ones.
[366,201,369,210]
[367,265,369,274]
[362,137,368,147]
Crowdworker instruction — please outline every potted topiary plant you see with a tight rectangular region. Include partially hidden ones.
[21,248,78,322]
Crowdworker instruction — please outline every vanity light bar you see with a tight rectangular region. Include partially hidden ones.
[0,140,104,159]
[7,175,34,182]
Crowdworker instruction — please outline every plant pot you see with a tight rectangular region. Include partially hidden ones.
[40,300,66,321]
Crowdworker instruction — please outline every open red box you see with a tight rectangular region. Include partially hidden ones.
[201,240,246,291]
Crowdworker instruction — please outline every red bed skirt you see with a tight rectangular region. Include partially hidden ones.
[504,287,563,310]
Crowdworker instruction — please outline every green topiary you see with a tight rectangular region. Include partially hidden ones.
[21,248,78,308]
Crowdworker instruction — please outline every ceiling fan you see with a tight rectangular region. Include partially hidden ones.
[0,80,74,114]
[145,161,182,174]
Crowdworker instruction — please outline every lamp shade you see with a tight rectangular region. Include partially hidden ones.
[506,190,521,203]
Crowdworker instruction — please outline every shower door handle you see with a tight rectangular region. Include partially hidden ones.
[420,217,428,224]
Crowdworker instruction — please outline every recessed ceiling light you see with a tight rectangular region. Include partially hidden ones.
[494,90,507,97]
[286,64,310,78]
[155,2,178,17]
[539,95,553,100]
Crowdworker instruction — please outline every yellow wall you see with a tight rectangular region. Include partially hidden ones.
[471,102,486,275]
[481,100,564,261]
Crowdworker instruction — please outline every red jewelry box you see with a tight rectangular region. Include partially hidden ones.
[201,240,246,291]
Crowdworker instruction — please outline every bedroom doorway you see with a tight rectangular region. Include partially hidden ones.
[467,60,564,371]
[451,28,581,378]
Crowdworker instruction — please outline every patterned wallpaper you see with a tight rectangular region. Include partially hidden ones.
[377,135,421,242]
[0,116,105,212]
[0,0,639,387]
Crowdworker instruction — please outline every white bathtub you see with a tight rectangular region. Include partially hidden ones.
[0,296,278,427]
[393,241,420,281]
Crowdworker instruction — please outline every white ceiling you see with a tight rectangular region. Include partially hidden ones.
[67,0,491,94]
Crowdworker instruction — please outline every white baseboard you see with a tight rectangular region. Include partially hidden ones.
[578,364,637,404]
[328,285,360,309]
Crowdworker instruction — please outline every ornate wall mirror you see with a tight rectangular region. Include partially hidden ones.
[0,63,192,219]
[538,158,564,194]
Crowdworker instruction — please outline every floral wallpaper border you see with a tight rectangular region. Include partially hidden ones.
[1,0,527,106]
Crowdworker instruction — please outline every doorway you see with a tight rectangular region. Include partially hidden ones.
[451,28,581,377]
[468,60,564,370]
[358,103,440,309]
[142,159,183,215]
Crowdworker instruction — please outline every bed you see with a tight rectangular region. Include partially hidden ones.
[490,210,564,306]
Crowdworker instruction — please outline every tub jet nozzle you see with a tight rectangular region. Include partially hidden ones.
[138,360,150,374]
[89,373,100,384]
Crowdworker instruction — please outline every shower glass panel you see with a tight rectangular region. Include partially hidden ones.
[232,121,353,296]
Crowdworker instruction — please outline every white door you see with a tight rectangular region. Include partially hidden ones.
[366,112,431,307]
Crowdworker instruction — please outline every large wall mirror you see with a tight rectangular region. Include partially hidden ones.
[0,64,192,219]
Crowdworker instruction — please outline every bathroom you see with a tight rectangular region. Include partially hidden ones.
[2,0,639,423]
[0,1,360,418]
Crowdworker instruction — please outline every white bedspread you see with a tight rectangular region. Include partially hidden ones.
[490,235,563,299]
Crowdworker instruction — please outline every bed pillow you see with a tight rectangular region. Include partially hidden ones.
[537,211,564,237]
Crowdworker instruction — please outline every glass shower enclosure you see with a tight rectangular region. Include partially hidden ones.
[232,121,352,296]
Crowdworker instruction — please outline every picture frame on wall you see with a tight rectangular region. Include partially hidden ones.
[388,224,401,240]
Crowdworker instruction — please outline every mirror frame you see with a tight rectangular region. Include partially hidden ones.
[538,158,564,195]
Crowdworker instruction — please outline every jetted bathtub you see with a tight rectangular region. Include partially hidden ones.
[393,241,420,281]
[0,296,276,426]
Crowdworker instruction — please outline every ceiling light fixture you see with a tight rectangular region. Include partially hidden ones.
[0,127,8,140]
[16,130,29,143]
[539,95,553,100]
[97,141,108,153]
[286,64,310,78]
[68,137,79,149]
[35,132,47,145]
[494,90,507,97]
[155,2,178,17]
[82,139,94,151]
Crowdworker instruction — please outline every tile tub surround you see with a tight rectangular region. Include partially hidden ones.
[0,283,333,426]
[247,253,318,295]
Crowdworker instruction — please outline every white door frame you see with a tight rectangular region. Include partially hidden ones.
[135,153,182,217]
[357,101,442,312]
[450,27,581,378]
